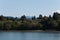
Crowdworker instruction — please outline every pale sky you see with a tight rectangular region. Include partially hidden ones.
[0,0,60,17]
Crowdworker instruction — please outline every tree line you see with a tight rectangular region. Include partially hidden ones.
[0,12,60,31]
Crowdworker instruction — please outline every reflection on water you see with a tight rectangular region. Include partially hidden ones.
[0,32,60,40]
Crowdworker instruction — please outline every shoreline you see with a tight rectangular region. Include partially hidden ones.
[0,30,60,33]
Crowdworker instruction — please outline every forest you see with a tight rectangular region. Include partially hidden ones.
[0,12,60,31]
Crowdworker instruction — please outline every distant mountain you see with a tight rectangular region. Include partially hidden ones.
[26,16,32,18]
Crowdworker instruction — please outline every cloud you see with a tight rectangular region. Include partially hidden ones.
[52,10,60,13]
[56,10,60,13]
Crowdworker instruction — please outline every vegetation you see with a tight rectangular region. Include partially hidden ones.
[0,12,60,31]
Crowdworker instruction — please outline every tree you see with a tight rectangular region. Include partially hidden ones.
[53,12,60,20]
[3,22,11,30]
[20,15,26,23]
[0,15,4,21]
[49,15,52,19]
[0,21,4,30]
[50,20,58,30]
[43,16,48,20]
[32,16,36,20]
[37,14,42,19]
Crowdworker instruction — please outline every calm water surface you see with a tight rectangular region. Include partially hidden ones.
[0,31,60,40]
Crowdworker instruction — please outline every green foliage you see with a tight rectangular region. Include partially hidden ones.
[0,12,60,30]
[53,12,60,20]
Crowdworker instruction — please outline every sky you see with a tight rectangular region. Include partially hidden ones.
[0,0,60,17]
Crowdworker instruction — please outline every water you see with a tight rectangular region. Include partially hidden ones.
[0,31,60,40]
